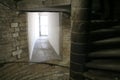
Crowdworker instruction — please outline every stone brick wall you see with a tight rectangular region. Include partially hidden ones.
[0,4,28,62]
[0,0,71,64]
[60,13,71,66]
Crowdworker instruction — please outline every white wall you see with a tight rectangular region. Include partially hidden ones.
[27,13,40,60]
[46,13,60,55]
[27,12,60,60]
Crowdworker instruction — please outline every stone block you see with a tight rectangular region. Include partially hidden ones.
[15,28,20,32]
[12,50,22,56]
[10,28,15,33]
[19,23,26,27]
[11,23,18,27]
[19,32,26,36]
[12,51,17,56]
[13,33,19,37]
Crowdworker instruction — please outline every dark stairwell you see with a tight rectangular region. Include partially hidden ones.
[70,0,120,80]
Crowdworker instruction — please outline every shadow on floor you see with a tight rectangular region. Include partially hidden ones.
[31,36,61,62]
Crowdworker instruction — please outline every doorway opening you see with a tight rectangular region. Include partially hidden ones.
[27,12,61,62]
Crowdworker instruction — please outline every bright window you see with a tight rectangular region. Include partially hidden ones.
[40,16,48,36]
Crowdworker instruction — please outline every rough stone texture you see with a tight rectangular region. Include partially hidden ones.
[60,13,71,66]
[70,0,120,80]
[84,0,120,80]
[0,3,28,62]
[18,0,71,10]
[70,0,90,80]
[0,63,69,80]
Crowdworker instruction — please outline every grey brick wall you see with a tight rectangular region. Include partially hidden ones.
[0,4,28,62]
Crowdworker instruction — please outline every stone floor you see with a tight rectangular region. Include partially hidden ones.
[0,63,69,80]
[31,36,61,62]
[0,36,69,80]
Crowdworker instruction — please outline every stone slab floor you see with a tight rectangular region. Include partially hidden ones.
[31,36,61,62]
[0,63,69,80]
